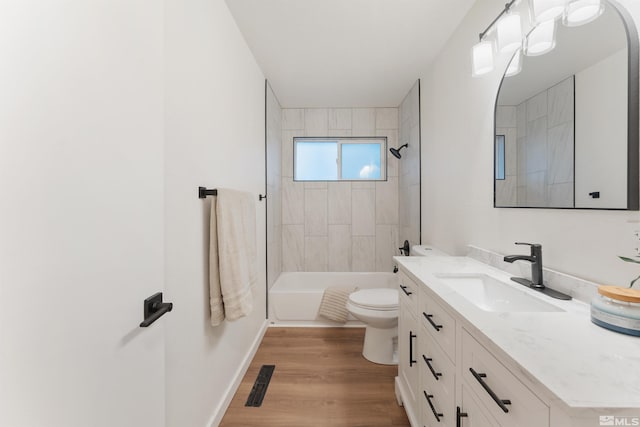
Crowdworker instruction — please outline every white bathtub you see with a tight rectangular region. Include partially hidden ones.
[268,271,397,326]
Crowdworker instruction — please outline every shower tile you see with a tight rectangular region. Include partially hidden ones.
[282,179,304,225]
[525,117,547,174]
[351,182,375,189]
[352,108,376,136]
[505,128,517,176]
[526,90,547,122]
[496,106,517,128]
[547,122,574,184]
[328,182,352,225]
[351,189,375,236]
[282,109,304,130]
[495,176,517,207]
[548,182,574,208]
[375,108,398,130]
[378,129,398,177]
[282,225,304,271]
[304,189,327,236]
[548,76,574,128]
[352,236,375,272]
[328,225,352,272]
[516,102,527,138]
[304,237,328,272]
[305,181,327,189]
[375,225,398,272]
[329,108,352,130]
[304,108,328,136]
[375,177,398,225]
[282,130,301,178]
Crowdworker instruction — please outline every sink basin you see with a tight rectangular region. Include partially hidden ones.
[434,273,564,313]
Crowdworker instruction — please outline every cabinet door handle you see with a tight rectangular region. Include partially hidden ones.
[409,331,417,366]
[423,312,443,331]
[469,367,511,413]
[456,406,468,427]
[400,284,413,296]
[422,355,442,381]
[423,391,443,422]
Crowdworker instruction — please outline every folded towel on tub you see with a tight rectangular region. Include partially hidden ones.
[318,286,358,323]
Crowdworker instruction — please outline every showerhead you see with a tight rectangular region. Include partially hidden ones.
[390,144,408,159]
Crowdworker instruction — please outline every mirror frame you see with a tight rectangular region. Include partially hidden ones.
[493,0,639,210]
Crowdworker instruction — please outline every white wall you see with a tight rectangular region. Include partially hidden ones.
[0,1,165,426]
[576,48,627,208]
[421,0,640,287]
[164,0,267,426]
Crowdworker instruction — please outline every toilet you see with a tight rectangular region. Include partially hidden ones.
[346,288,399,365]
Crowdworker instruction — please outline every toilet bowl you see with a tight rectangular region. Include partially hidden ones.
[346,288,399,365]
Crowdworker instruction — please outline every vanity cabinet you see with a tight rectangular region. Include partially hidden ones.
[397,272,420,425]
[397,269,551,427]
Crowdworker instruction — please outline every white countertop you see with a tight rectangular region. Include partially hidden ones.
[395,255,640,411]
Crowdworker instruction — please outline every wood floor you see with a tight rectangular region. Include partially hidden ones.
[219,327,410,427]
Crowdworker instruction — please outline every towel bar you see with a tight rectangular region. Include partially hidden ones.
[198,186,266,201]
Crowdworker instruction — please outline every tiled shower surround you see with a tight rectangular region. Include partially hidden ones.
[495,76,574,207]
[281,107,401,272]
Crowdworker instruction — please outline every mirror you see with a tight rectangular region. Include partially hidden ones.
[494,0,639,209]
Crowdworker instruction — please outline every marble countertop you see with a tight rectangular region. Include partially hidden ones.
[394,254,640,411]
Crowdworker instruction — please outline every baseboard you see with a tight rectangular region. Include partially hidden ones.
[207,319,269,427]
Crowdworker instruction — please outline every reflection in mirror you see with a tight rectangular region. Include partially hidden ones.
[494,0,639,209]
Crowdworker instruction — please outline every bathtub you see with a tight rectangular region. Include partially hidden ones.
[268,272,397,326]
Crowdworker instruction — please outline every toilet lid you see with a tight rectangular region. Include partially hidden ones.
[349,289,399,310]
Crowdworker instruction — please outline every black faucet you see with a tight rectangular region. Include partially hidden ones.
[503,242,544,289]
[503,242,571,300]
[399,240,410,256]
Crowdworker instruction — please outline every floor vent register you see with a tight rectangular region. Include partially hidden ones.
[245,365,275,407]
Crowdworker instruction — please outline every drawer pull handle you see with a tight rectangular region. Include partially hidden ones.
[423,391,443,422]
[423,312,443,331]
[400,284,413,296]
[456,406,468,427]
[469,367,511,413]
[422,355,442,381]
[409,331,417,366]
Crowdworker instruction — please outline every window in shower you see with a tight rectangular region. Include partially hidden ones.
[293,137,387,181]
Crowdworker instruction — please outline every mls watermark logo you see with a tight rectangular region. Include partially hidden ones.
[600,415,640,426]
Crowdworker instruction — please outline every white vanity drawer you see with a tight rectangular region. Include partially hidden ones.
[399,271,418,316]
[419,288,456,362]
[462,329,549,427]
[420,331,455,426]
[459,383,500,427]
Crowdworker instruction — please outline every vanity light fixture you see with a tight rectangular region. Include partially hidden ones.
[472,0,518,77]
[472,40,495,76]
[529,0,567,23]
[497,13,523,53]
[563,0,604,26]
[524,19,557,56]
[505,49,523,76]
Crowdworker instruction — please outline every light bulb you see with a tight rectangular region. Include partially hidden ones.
[524,20,556,56]
[497,13,523,53]
[529,0,567,23]
[472,40,494,77]
[563,0,604,26]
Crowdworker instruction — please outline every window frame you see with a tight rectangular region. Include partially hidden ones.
[293,136,388,182]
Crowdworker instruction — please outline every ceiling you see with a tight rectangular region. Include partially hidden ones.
[225,0,476,108]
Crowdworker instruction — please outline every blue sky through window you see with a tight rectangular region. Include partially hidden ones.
[295,141,337,180]
[341,143,381,179]
[294,138,385,181]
